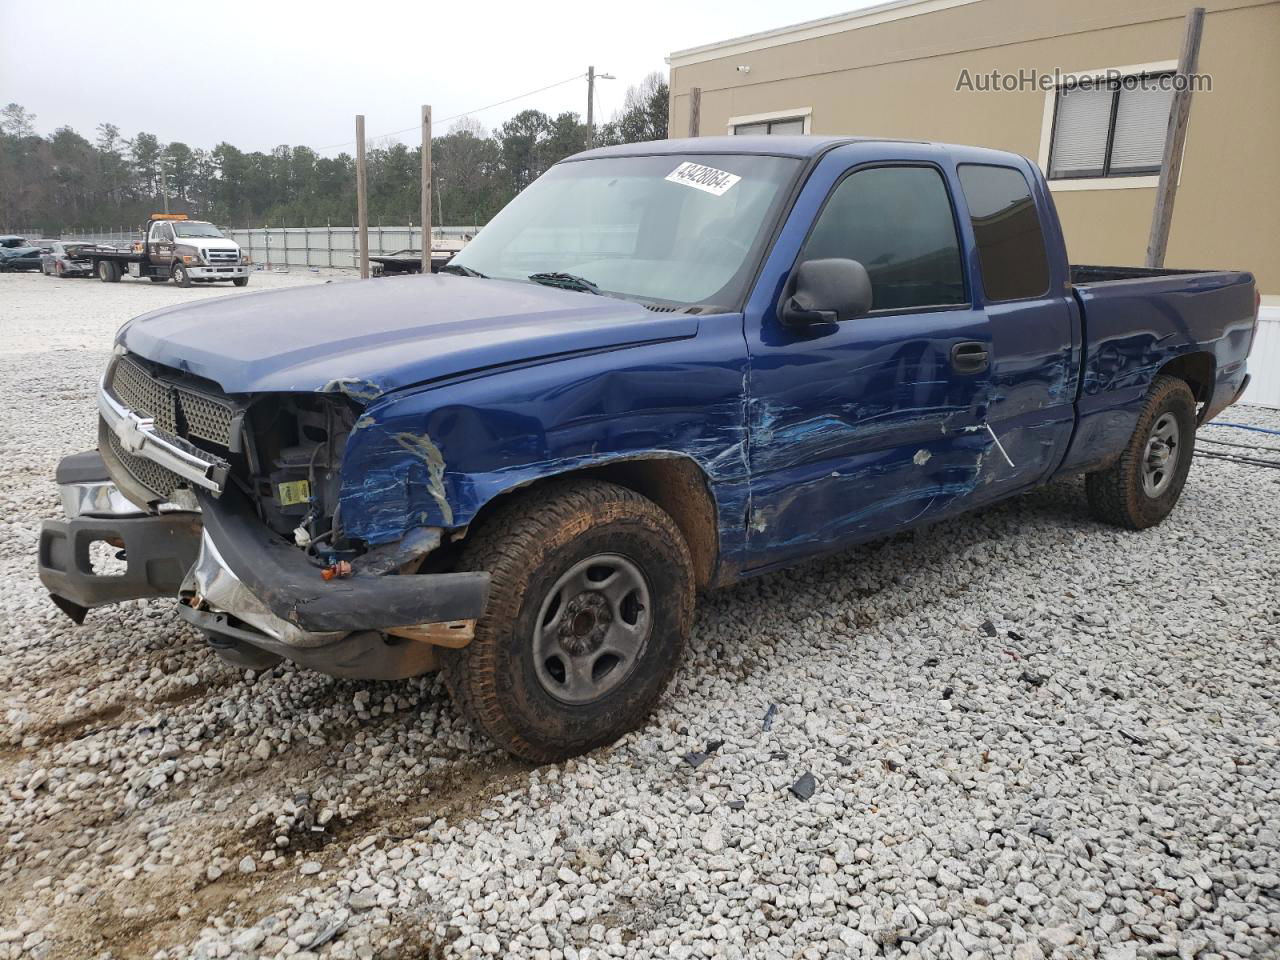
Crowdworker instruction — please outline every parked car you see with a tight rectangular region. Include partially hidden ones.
[77,214,249,286]
[40,240,95,278]
[0,235,43,272]
[38,136,1260,762]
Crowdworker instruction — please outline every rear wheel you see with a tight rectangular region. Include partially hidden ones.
[97,260,121,283]
[1086,374,1197,529]
[443,479,694,762]
[172,263,192,288]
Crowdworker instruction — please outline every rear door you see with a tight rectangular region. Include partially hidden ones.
[952,162,1077,497]
[744,152,995,570]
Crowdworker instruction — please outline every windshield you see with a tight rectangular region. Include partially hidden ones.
[449,153,802,307]
[173,222,225,239]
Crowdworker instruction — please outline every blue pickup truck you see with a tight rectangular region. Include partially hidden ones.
[38,136,1260,761]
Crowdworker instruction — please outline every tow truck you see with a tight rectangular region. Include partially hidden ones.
[82,214,250,287]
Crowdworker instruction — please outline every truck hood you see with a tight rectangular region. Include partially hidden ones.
[117,274,699,396]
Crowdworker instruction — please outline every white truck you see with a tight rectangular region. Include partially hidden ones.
[81,214,251,287]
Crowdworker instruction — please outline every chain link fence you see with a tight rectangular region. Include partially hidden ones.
[7,224,474,269]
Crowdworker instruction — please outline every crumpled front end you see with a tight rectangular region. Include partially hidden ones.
[37,352,489,679]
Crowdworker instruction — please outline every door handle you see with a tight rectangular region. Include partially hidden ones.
[951,341,989,374]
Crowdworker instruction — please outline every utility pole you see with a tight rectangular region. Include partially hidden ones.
[1145,6,1205,268]
[586,65,595,147]
[420,104,432,275]
[585,66,615,148]
[355,115,369,279]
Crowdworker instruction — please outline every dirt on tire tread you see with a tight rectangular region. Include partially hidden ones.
[442,479,693,763]
[1085,373,1197,529]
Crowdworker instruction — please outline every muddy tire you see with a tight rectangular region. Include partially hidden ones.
[1086,374,1197,529]
[443,479,694,763]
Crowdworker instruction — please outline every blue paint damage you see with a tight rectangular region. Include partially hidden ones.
[115,136,1259,586]
[336,313,755,565]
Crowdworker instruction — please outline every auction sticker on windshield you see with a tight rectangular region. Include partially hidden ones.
[665,162,742,197]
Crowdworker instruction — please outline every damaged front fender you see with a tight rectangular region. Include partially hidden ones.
[332,316,753,569]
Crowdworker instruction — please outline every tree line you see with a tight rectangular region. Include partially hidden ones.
[0,74,668,234]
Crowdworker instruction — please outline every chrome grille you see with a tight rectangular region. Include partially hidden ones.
[111,356,178,432]
[178,391,234,446]
[108,357,235,448]
[104,424,181,499]
[206,249,239,264]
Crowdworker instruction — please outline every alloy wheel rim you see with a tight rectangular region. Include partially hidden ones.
[532,554,651,705]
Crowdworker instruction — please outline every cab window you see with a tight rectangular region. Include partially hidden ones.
[800,165,967,311]
[956,164,1051,302]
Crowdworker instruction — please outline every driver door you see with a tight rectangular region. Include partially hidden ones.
[151,222,176,270]
[745,161,994,570]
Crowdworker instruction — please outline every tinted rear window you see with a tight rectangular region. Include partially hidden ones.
[957,164,1051,302]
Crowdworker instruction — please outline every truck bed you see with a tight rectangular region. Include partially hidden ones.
[1056,266,1258,476]
[1070,263,1206,284]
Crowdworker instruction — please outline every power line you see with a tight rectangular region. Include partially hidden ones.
[315,72,587,153]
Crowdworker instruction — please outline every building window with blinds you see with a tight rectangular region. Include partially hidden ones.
[732,116,807,135]
[1048,72,1175,179]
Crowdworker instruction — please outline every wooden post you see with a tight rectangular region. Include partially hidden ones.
[355,114,370,279]
[586,66,595,147]
[1145,6,1205,268]
[421,105,432,275]
[688,87,701,138]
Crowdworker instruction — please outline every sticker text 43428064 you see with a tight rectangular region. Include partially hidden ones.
[664,162,742,197]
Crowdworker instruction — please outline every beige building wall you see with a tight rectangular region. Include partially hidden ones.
[668,0,1280,293]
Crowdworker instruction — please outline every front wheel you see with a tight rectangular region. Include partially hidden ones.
[443,479,694,762]
[232,277,249,287]
[1086,374,1197,529]
[172,263,192,288]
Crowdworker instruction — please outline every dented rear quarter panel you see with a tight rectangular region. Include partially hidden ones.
[1055,270,1258,475]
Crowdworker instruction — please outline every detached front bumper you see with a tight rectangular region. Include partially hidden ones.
[37,451,489,679]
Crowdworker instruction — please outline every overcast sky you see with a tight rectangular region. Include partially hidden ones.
[1,0,868,154]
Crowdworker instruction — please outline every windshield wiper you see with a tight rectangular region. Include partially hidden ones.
[528,271,602,295]
[439,262,487,278]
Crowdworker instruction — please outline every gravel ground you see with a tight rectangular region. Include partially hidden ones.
[0,268,1277,960]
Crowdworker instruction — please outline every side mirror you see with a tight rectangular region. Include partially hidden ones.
[779,258,873,328]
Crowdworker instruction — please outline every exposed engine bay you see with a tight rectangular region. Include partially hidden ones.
[244,393,359,557]
[102,352,371,564]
